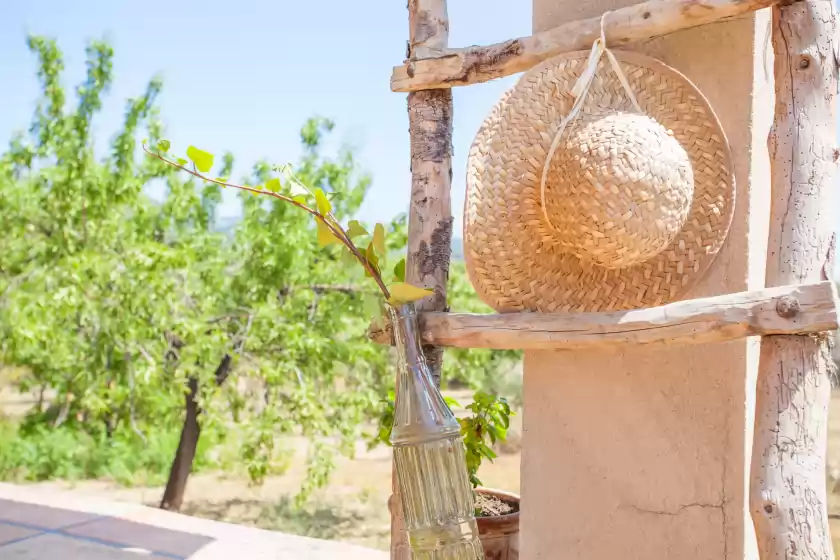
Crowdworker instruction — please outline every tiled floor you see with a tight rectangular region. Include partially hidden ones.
[0,499,214,559]
[0,483,387,559]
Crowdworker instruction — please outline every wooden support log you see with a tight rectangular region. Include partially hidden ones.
[391,0,801,92]
[390,1,453,559]
[368,281,839,350]
[750,2,838,558]
[405,93,453,382]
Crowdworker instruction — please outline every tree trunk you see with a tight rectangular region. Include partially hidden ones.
[391,1,453,557]
[160,354,233,511]
[749,1,838,558]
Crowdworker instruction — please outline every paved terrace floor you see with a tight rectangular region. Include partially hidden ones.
[0,482,388,559]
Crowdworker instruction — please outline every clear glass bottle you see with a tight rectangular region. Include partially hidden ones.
[389,303,484,560]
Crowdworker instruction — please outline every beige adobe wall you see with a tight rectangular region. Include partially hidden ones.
[522,2,774,559]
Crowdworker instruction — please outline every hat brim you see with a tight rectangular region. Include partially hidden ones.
[464,50,735,313]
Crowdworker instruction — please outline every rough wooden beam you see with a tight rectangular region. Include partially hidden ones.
[391,1,453,559]
[405,89,453,381]
[750,2,838,559]
[368,282,838,350]
[391,0,799,92]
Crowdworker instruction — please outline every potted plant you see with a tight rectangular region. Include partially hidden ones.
[459,391,520,560]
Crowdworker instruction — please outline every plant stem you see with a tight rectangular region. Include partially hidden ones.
[143,146,391,299]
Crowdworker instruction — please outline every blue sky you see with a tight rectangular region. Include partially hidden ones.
[0,0,532,235]
[2,1,839,276]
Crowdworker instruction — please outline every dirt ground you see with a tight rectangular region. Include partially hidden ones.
[14,390,840,552]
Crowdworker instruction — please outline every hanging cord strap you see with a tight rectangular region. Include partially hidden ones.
[539,11,643,231]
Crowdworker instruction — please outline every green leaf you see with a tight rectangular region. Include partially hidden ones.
[347,220,368,239]
[314,188,331,215]
[363,293,382,320]
[479,443,497,460]
[387,283,433,306]
[340,246,358,266]
[186,145,215,173]
[141,137,148,145]
[393,259,406,283]
[373,223,386,257]
[443,396,461,409]
[317,220,342,246]
[364,243,380,278]
[176,158,187,166]
[156,139,170,152]
[265,178,281,192]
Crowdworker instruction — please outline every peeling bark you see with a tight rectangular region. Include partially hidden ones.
[367,282,840,349]
[391,0,804,92]
[448,40,525,85]
[750,2,839,558]
[406,91,453,386]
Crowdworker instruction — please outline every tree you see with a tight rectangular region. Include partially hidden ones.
[0,36,521,508]
[0,36,235,486]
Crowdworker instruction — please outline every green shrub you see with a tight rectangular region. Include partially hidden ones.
[0,419,224,486]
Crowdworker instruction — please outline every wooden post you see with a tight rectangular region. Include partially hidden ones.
[390,1,453,558]
[750,1,838,558]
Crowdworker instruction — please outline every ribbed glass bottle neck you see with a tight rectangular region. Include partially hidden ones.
[388,303,460,446]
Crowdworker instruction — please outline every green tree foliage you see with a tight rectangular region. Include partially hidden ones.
[0,36,231,484]
[0,36,520,500]
[443,262,521,393]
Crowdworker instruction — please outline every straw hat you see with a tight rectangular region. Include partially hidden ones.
[463,46,734,313]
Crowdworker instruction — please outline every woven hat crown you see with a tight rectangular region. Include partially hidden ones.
[543,110,695,269]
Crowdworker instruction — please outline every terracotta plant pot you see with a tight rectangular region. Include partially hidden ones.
[475,487,520,560]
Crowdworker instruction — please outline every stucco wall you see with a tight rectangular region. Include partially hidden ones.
[522,3,773,558]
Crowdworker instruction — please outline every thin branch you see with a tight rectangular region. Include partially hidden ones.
[53,392,71,428]
[308,292,321,321]
[207,309,251,324]
[137,345,156,366]
[142,146,392,299]
[235,312,255,354]
[278,284,372,297]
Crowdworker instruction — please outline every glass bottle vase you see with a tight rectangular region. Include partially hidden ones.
[389,303,484,560]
